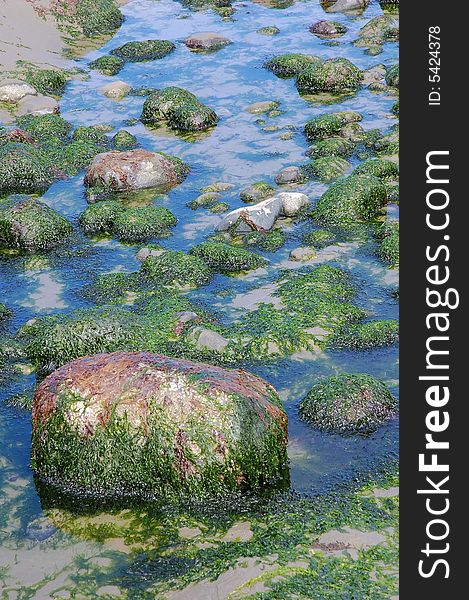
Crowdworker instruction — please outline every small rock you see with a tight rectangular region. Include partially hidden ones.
[275,166,302,185]
[323,0,369,13]
[16,94,59,117]
[185,32,232,52]
[187,327,230,352]
[245,101,279,114]
[257,26,280,36]
[309,20,347,37]
[101,81,131,99]
[176,311,200,324]
[362,64,386,85]
[0,79,37,103]
[289,247,317,262]
[136,247,166,261]
[201,182,234,193]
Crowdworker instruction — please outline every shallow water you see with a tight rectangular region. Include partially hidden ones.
[0,0,398,595]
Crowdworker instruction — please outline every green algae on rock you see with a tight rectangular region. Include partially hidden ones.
[301,156,350,182]
[264,53,320,78]
[296,58,363,94]
[140,250,213,289]
[376,220,399,267]
[111,40,176,62]
[31,352,288,499]
[0,196,72,251]
[24,69,68,97]
[141,87,218,132]
[190,241,266,273]
[306,136,355,158]
[240,182,276,203]
[304,110,362,142]
[112,130,138,150]
[244,228,286,253]
[385,63,400,88]
[303,228,338,248]
[300,373,397,435]
[353,158,399,181]
[329,320,399,350]
[89,55,125,76]
[0,143,58,195]
[312,173,387,226]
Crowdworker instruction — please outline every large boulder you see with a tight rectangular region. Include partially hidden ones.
[84,149,189,193]
[0,196,72,251]
[0,143,57,195]
[31,352,288,499]
[299,373,396,435]
[296,59,363,94]
[111,40,176,62]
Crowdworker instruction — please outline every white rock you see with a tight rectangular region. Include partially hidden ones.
[289,247,317,262]
[101,81,131,99]
[277,192,310,217]
[16,94,59,116]
[325,0,369,13]
[215,196,283,232]
[136,247,166,261]
[0,79,37,103]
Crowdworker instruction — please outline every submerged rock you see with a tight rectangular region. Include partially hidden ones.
[186,326,230,352]
[100,81,131,99]
[184,32,232,52]
[299,373,396,435]
[0,196,72,251]
[84,149,189,193]
[309,20,347,37]
[31,352,288,499]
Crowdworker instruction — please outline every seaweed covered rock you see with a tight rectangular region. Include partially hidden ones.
[240,182,276,203]
[69,0,124,37]
[184,32,232,52]
[353,158,399,181]
[264,54,320,78]
[16,114,72,143]
[31,352,288,499]
[24,69,67,97]
[0,143,57,195]
[329,320,399,350]
[111,40,176,62]
[140,250,213,288]
[301,156,350,182]
[306,137,355,158]
[299,373,396,435]
[0,196,72,251]
[79,202,177,242]
[354,15,399,54]
[141,87,218,132]
[0,304,12,323]
[385,64,400,87]
[309,20,347,37]
[84,149,189,193]
[296,59,363,94]
[303,228,338,248]
[313,173,387,225]
[244,228,286,252]
[89,55,125,76]
[190,241,266,273]
[112,130,138,150]
[304,111,362,142]
[376,220,399,266]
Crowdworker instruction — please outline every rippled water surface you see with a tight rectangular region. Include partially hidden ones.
[0,0,398,595]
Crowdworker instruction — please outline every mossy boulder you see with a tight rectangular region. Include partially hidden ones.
[353,158,399,181]
[312,173,387,225]
[79,202,177,242]
[244,228,286,253]
[84,149,189,194]
[16,114,72,143]
[329,320,399,350]
[376,220,399,266]
[240,182,276,203]
[25,69,67,97]
[190,241,266,273]
[355,15,399,52]
[72,126,110,147]
[264,54,320,78]
[31,352,288,499]
[306,137,355,158]
[304,111,362,142]
[89,55,125,76]
[111,40,176,62]
[299,373,397,435]
[296,59,363,94]
[0,196,72,251]
[112,130,138,150]
[141,87,218,132]
[385,64,399,87]
[140,250,213,289]
[71,0,124,37]
[0,143,57,195]
[301,156,350,182]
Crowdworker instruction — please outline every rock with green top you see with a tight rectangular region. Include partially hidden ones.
[89,55,125,76]
[300,373,397,435]
[376,220,399,266]
[112,130,138,150]
[0,196,72,251]
[25,69,67,96]
[190,241,266,273]
[0,143,57,195]
[140,250,213,289]
[264,54,320,77]
[31,351,288,499]
[111,40,176,62]
[304,111,362,142]
[301,156,350,182]
[329,320,399,350]
[240,182,276,203]
[296,58,363,94]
